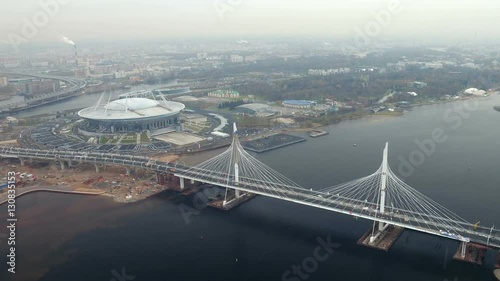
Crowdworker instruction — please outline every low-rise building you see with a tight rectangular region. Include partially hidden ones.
[208,90,240,99]
[282,100,316,109]
[408,81,427,88]
[230,55,244,63]
[464,88,486,96]
[235,103,277,117]
[0,77,8,87]
[1,116,18,127]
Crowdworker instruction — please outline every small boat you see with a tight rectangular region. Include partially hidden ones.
[235,258,238,262]
[353,144,357,147]
[200,235,204,240]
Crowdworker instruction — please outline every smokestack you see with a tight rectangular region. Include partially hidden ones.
[60,36,77,68]
[74,44,78,68]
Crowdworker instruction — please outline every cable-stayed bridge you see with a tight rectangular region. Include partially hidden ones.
[174,126,500,253]
[1,125,499,258]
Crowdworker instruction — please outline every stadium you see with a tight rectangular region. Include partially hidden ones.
[78,94,185,135]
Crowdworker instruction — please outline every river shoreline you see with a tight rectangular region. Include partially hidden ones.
[2,92,500,281]
[1,94,495,206]
[0,185,107,206]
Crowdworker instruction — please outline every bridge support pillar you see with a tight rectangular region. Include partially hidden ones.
[60,161,65,171]
[235,189,241,198]
[358,223,404,251]
[95,164,100,173]
[157,173,168,185]
[460,241,468,258]
[369,222,390,243]
[126,168,131,176]
[190,179,195,184]
[179,177,185,190]
[378,222,385,232]
[19,158,25,166]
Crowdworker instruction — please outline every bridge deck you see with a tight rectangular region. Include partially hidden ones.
[1,146,500,249]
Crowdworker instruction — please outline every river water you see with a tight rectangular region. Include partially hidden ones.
[1,95,500,281]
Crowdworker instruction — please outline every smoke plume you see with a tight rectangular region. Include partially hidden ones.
[61,36,75,46]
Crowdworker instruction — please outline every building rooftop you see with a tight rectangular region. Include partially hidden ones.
[236,103,272,112]
[283,100,316,106]
[78,97,185,121]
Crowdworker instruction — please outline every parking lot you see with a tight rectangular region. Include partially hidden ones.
[19,117,171,154]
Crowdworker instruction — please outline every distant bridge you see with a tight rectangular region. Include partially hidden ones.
[0,72,86,113]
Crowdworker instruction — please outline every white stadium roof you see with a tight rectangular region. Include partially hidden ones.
[78,97,185,121]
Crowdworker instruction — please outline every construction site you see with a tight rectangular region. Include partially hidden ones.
[0,153,180,203]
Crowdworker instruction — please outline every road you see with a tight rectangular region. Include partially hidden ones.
[0,72,87,113]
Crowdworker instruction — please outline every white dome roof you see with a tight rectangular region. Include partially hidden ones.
[464,88,479,94]
[78,97,185,121]
[104,98,159,111]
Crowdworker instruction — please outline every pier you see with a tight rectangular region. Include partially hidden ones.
[309,129,329,138]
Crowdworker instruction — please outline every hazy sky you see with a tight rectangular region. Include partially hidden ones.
[1,0,499,44]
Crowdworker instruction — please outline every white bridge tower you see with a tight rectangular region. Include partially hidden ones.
[370,142,391,243]
[223,123,243,206]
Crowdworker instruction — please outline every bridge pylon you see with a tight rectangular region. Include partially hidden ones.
[378,142,389,230]
[180,122,302,210]
[354,142,405,250]
[223,123,245,207]
[368,142,391,243]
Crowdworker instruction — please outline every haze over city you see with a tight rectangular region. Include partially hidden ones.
[0,0,499,44]
[0,1,500,281]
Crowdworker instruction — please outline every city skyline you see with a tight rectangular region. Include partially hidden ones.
[1,0,499,46]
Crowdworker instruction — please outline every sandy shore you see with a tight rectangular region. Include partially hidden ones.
[0,159,172,204]
[152,154,180,162]
[0,139,18,145]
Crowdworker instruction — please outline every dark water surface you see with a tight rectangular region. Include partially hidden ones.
[1,95,500,281]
